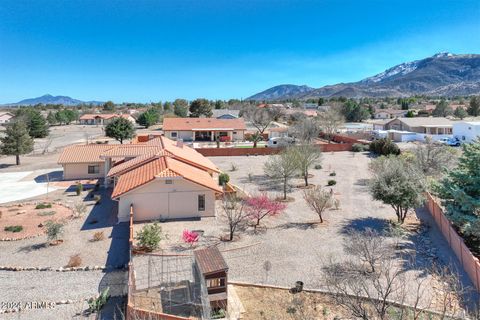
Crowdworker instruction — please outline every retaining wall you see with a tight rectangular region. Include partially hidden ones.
[425,193,480,291]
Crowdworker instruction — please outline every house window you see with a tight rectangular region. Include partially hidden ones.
[88,165,100,174]
[165,179,173,184]
[207,278,226,288]
[171,132,178,138]
[233,131,237,134]
[198,194,205,211]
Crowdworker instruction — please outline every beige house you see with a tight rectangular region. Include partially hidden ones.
[58,135,222,221]
[374,109,408,119]
[163,118,246,142]
[0,112,14,124]
[79,113,135,125]
[383,117,454,135]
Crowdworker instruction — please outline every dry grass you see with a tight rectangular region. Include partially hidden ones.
[91,231,105,242]
[66,254,82,267]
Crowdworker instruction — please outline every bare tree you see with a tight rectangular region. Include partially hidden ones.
[221,194,248,241]
[289,118,320,143]
[292,144,321,186]
[243,105,275,147]
[317,108,344,142]
[264,148,297,200]
[303,186,332,223]
[413,137,458,177]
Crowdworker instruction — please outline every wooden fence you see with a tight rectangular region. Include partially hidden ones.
[425,193,480,291]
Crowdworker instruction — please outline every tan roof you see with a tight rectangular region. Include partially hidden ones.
[163,118,246,131]
[112,156,222,198]
[79,114,133,120]
[390,117,454,127]
[194,246,228,275]
[58,144,114,164]
[101,145,161,158]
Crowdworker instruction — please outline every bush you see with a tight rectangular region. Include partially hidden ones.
[218,173,230,186]
[37,211,56,216]
[92,231,105,242]
[93,194,101,204]
[211,308,226,319]
[329,172,336,176]
[76,183,83,196]
[45,221,63,241]
[351,143,366,152]
[35,203,52,209]
[314,164,322,170]
[327,180,337,186]
[66,254,82,267]
[369,138,400,156]
[4,225,23,233]
[88,287,110,313]
[136,222,164,251]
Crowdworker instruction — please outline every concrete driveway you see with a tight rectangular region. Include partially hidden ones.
[0,170,59,204]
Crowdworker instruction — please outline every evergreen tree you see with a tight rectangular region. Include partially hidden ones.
[47,111,57,125]
[435,139,480,239]
[467,96,479,116]
[432,99,453,117]
[163,101,173,112]
[453,107,468,119]
[214,100,225,109]
[103,101,116,111]
[137,108,159,128]
[105,118,135,144]
[0,121,34,165]
[189,98,212,117]
[16,108,49,138]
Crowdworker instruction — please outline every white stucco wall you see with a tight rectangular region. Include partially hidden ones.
[453,122,480,143]
[232,131,245,141]
[62,162,106,180]
[117,177,217,222]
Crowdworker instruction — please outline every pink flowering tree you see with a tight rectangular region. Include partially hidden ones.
[246,193,287,230]
[182,229,199,248]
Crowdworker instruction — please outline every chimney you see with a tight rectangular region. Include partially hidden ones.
[176,139,184,148]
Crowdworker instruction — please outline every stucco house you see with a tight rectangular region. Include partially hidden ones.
[58,135,222,221]
[0,112,14,124]
[374,109,408,119]
[163,118,246,142]
[211,109,240,119]
[383,117,454,135]
[453,121,480,143]
[79,113,135,125]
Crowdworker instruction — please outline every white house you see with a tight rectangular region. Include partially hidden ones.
[453,121,480,143]
[0,112,14,124]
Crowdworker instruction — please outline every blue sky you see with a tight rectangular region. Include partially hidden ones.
[1,0,479,103]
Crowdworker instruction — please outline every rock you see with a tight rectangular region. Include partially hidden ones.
[38,223,43,228]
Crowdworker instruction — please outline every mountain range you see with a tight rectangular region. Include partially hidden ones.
[3,94,103,106]
[247,53,480,100]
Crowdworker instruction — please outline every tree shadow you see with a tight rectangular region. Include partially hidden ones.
[340,217,390,235]
[17,242,47,253]
[354,178,370,186]
[276,222,318,230]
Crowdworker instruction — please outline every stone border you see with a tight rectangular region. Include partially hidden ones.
[0,264,126,272]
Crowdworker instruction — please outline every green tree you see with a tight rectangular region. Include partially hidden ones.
[405,110,415,117]
[137,108,159,128]
[369,156,425,224]
[16,108,49,138]
[432,99,453,117]
[369,138,400,156]
[467,96,479,116]
[317,98,325,106]
[105,118,135,144]
[136,222,164,251]
[47,111,57,125]
[453,107,468,119]
[341,100,370,122]
[64,109,78,124]
[214,100,225,109]
[434,139,480,239]
[173,99,189,117]
[189,98,212,117]
[163,101,173,113]
[0,121,34,165]
[103,101,115,111]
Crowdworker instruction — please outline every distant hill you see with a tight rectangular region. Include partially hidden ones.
[246,85,314,101]
[247,53,480,100]
[4,94,103,106]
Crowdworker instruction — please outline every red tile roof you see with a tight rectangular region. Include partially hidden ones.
[162,118,246,131]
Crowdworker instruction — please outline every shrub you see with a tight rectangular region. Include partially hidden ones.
[74,202,87,218]
[182,229,199,247]
[329,172,336,176]
[314,164,322,170]
[66,254,82,267]
[92,231,105,242]
[4,225,23,233]
[37,211,56,216]
[211,308,226,319]
[35,203,52,209]
[327,180,337,186]
[369,138,400,156]
[88,287,110,313]
[136,222,164,251]
[351,143,366,152]
[93,194,101,204]
[76,183,83,196]
[45,221,63,241]
[218,173,230,186]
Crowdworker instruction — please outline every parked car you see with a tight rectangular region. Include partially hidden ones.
[437,137,461,146]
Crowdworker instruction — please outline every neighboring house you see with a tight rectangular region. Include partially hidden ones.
[163,118,246,142]
[453,121,480,143]
[79,113,135,125]
[268,126,289,139]
[0,112,14,124]
[374,109,408,119]
[211,109,240,119]
[303,103,318,110]
[58,135,222,222]
[383,117,454,135]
